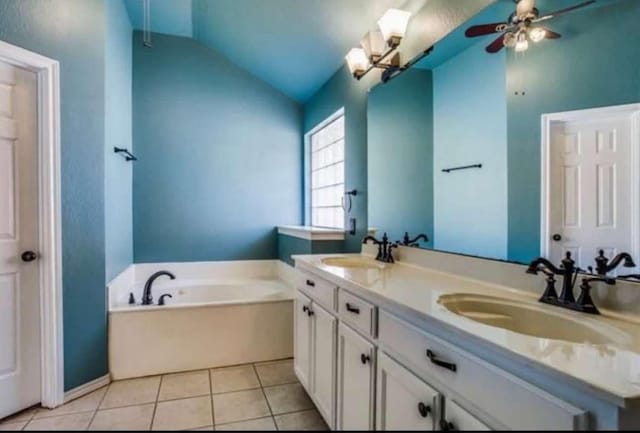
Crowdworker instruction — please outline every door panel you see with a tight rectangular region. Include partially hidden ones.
[294,290,312,390]
[337,322,375,430]
[311,302,337,428]
[0,60,40,418]
[549,113,635,270]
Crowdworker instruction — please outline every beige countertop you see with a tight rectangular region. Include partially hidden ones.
[293,253,640,404]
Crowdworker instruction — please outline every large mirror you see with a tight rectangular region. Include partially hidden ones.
[367,0,640,271]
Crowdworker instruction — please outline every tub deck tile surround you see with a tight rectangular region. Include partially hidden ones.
[0,359,328,431]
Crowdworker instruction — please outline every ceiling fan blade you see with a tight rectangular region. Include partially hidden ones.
[542,28,562,39]
[486,34,506,53]
[465,22,509,38]
[533,0,596,23]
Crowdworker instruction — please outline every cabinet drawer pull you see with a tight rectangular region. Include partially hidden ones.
[302,305,309,313]
[307,308,314,317]
[439,420,457,431]
[306,279,315,287]
[417,402,431,418]
[345,303,360,314]
[426,349,457,372]
[360,353,370,364]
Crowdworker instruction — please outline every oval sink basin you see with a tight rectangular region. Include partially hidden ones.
[321,257,385,270]
[438,294,629,345]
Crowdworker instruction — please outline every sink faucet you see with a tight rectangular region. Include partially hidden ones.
[594,250,636,276]
[142,270,176,305]
[362,232,396,263]
[397,232,429,247]
[526,252,578,304]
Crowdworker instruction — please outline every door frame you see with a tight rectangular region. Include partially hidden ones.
[540,103,640,261]
[0,40,63,407]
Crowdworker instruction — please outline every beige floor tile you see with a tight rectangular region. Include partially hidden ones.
[190,426,213,431]
[34,387,107,419]
[152,395,212,431]
[210,365,260,394]
[1,407,37,424]
[274,409,328,431]
[159,370,210,401]
[255,360,297,387]
[0,421,27,430]
[100,376,161,409]
[89,403,155,430]
[24,412,93,431]
[216,416,276,431]
[212,389,270,425]
[263,383,314,415]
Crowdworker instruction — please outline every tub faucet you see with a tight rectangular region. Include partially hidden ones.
[142,271,175,305]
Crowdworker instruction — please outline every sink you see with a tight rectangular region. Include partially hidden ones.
[438,294,629,345]
[321,256,385,270]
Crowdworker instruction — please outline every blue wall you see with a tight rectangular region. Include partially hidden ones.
[277,234,344,266]
[105,0,133,282]
[0,0,108,390]
[303,65,377,253]
[506,0,640,263]
[132,32,302,263]
[368,69,434,247]
[433,41,508,259]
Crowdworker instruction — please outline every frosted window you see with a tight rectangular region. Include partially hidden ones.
[310,115,345,229]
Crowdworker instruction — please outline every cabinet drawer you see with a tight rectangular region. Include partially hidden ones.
[378,311,587,430]
[444,400,490,431]
[298,271,337,313]
[338,289,377,338]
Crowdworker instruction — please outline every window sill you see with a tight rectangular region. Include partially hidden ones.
[277,225,377,241]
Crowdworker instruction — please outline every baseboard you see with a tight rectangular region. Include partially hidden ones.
[63,374,111,403]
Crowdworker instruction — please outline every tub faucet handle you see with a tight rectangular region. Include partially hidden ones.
[158,294,173,306]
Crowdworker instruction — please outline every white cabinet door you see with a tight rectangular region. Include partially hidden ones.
[311,302,337,428]
[377,352,440,431]
[337,323,375,430]
[294,290,312,390]
[443,400,491,431]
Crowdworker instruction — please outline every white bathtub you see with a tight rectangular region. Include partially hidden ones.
[108,261,295,380]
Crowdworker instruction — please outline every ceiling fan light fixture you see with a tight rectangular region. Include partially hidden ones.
[515,32,529,52]
[361,30,386,62]
[378,8,412,48]
[345,48,370,78]
[529,27,547,42]
[503,32,517,48]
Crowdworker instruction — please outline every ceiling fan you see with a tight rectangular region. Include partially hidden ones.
[465,0,596,53]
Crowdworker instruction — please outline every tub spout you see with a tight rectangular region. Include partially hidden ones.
[142,271,175,306]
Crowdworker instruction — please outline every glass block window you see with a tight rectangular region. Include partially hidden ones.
[310,114,345,229]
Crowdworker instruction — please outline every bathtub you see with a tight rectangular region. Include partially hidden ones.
[108,261,295,380]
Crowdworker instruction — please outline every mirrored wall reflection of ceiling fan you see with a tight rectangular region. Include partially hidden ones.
[465,0,596,53]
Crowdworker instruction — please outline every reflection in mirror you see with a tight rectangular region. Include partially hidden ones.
[367,0,640,272]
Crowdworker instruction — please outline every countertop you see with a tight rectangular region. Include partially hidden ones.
[292,253,640,405]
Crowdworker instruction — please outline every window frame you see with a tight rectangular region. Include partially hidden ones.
[305,108,346,230]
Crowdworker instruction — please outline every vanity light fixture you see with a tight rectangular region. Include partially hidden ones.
[345,8,412,82]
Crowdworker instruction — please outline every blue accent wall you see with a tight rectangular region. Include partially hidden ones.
[433,41,508,260]
[105,0,133,282]
[277,234,344,266]
[506,0,640,263]
[368,69,434,247]
[132,32,302,263]
[0,0,109,390]
[303,66,377,253]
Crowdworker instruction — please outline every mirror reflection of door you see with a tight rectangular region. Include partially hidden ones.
[546,106,639,271]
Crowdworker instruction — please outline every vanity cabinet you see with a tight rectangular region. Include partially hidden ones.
[294,289,337,427]
[336,322,376,430]
[442,400,491,431]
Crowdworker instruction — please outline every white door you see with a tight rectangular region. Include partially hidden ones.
[310,302,337,428]
[0,60,40,418]
[376,352,439,431]
[336,322,375,431]
[548,111,637,270]
[294,290,312,390]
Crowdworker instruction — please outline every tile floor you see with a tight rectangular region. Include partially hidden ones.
[0,359,328,431]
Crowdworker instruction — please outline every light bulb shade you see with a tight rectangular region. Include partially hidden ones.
[515,38,529,52]
[503,32,517,48]
[360,30,386,62]
[345,48,370,76]
[377,8,411,47]
[529,27,546,43]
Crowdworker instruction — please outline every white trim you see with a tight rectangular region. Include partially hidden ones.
[278,225,345,241]
[0,40,64,408]
[63,374,110,404]
[541,103,640,262]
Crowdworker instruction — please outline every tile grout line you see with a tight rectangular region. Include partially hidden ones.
[86,384,111,430]
[149,375,164,430]
[208,368,215,428]
[251,363,279,431]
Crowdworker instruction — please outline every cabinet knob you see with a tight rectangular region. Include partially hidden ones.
[360,353,370,364]
[417,402,431,418]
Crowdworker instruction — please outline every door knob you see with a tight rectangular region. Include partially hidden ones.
[552,234,562,242]
[21,251,38,262]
